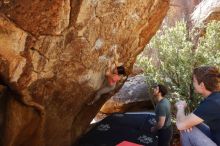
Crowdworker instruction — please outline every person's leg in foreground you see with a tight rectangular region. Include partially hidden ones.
[180,126,217,146]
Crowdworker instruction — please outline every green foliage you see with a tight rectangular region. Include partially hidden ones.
[137,21,220,110]
[196,21,220,66]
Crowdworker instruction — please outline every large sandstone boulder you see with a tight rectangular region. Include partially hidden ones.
[192,0,220,25]
[0,0,169,146]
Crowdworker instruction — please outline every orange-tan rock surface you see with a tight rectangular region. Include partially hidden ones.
[0,0,169,145]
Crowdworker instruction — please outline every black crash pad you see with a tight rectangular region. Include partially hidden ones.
[77,112,158,146]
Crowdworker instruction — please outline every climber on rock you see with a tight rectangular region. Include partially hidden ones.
[88,50,126,105]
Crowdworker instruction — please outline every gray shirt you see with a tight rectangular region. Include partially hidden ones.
[155,98,171,129]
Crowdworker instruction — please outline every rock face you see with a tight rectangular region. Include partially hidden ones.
[165,0,201,26]
[100,75,154,114]
[192,0,220,25]
[0,0,169,146]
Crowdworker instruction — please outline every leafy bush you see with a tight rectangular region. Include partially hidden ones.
[137,21,220,110]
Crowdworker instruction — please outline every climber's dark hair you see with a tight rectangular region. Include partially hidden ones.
[117,66,126,75]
